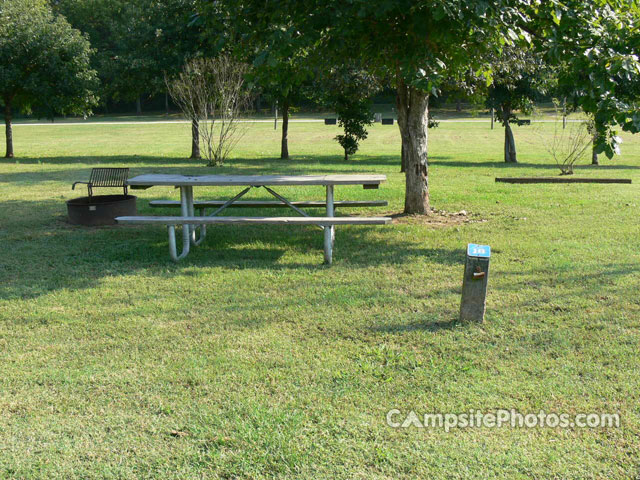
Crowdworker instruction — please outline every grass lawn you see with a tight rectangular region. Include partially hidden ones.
[1,119,639,479]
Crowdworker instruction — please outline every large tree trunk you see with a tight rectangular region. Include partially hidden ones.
[136,96,142,115]
[190,119,201,159]
[591,132,599,165]
[396,80,430,214]
[4,101,13,158]
[280,97,289,159]
[503,108,517,163]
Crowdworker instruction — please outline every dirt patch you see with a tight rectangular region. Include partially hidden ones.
[388,209,485,227]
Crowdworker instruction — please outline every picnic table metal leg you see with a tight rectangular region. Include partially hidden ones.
[167,224,190,261]
[166,186,192,261]
[180,186,190,246]
[324,185,335,264]
[186,186,206,246]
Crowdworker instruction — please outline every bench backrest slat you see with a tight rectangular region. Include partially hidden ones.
[90,168,129,187]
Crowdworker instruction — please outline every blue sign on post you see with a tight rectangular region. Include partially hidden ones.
[467,244,491,258]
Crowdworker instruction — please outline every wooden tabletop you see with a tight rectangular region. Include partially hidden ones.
[127,174,387,188]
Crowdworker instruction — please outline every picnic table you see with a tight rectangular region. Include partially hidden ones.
[116,174,391,264]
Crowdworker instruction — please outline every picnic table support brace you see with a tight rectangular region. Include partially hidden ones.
[208,184,323,230]
[262,186,323,231]
[262,186,311,217]
[324,185,335,264]
[208,186,253,217]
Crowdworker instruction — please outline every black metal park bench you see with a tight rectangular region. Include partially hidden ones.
[72,168,129,197]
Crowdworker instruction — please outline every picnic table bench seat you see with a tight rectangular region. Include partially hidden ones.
[116,215,392,262]
[116,215,391,226]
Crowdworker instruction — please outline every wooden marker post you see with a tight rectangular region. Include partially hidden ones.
[460,244,491,323]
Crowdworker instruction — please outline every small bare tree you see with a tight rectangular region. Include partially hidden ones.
[167,56,252,166]
[546,114,592,175]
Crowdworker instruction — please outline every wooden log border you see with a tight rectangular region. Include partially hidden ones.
[495,177,632,184]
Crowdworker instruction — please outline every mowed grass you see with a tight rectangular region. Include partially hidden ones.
[1,119,639,479]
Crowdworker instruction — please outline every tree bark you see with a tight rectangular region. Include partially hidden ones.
[503,108,517,163]
[190,118,201,159]
[591,132,599,165]
[136,96,142,115]
[397,91,407,173]
[4,100,13,158]
[280,97,289,159]
[165,93,170,116]
[274,101,278,130]
[396,80,430,214]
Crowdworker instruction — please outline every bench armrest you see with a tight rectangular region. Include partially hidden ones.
[72,181,90,190]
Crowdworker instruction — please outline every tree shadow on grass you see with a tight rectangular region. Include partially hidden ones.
[0,155,196,167]
[0,154,416,187]
[0,153,459,185]
[432,159,556,170]
[432,158,640,171]
[366,261,640,334]
[371,316,463,333]
[0,198,464,301]
[495,263,640,312]
[573,163,640,171]
[0,153,420,168]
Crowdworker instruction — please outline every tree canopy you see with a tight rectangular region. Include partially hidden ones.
[318,66,380,161]
[54,0,201,110]
[0,0,98,157]
[485,46,550,163]
[197,0,315,159]
[532,0,640,158]
[196,0,640,213]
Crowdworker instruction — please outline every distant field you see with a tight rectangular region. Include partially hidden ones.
[1,119,639,478]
